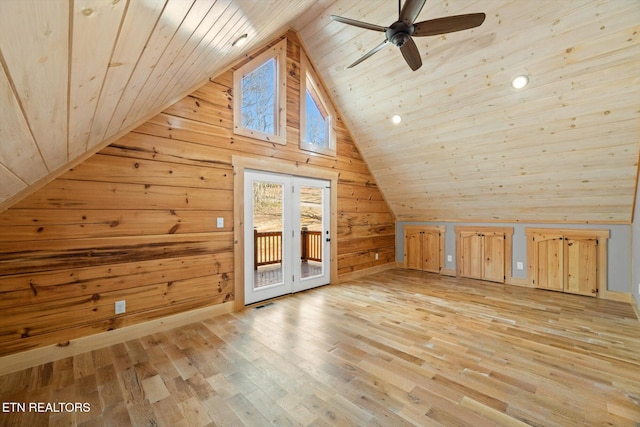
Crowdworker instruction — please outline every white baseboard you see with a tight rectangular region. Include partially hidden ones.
[0,302,233,376]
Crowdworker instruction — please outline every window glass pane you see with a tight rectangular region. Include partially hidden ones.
[241,58,276,134]
[305,89,327,146]
[300,185,323,279]
[253,181,283,288]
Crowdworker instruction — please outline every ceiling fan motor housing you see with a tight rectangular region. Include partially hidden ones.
[386,21,414,47]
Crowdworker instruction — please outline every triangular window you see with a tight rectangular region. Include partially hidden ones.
[300,55,335,156]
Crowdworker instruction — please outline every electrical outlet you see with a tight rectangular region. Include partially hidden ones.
[517,262,524,270]
[447,255,452,262]
[375,252,379,260]
[115,300,126,315]
[216,217,224,228]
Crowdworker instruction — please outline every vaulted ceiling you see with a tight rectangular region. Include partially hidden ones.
[1,0,639,222]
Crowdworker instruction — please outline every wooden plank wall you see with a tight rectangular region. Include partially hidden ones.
[0,31,395,357]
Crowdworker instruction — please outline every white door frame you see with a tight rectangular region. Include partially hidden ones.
[232,156,338,309]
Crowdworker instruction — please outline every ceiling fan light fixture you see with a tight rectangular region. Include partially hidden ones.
[511,75,529,89]
[232,33,248,47]
[392,114,402,124]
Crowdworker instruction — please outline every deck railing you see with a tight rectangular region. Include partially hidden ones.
[254,230,282,269]
[301,230,322,262]
[254,229,322,269]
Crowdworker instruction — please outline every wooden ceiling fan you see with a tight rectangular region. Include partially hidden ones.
[330,0,486,71]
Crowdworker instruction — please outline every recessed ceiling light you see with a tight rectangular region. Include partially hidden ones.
[392,114,402,124]
[511,75,529,89]
[232,33,248,47]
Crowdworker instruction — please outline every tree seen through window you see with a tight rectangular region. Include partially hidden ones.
[299,54,336,156]
[241,57,276,134]
[305,89,327,146]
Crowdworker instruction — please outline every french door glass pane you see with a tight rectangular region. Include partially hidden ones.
[253,181,283,289]
[300,185,323,279]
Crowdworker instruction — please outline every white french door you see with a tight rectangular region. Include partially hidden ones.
[293,176,331,292]
[244,170,330,305]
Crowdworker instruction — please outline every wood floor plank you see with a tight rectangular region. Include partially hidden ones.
[0,269,639,426]
[177,396,212,427]
[140,375,170,404]
[201,394,244,426]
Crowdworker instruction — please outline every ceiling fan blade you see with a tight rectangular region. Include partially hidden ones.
[330,15,387,32]
[399,0,427,24]
[400,37,422,71]
[347,39,389,69]
[413,13,486,36]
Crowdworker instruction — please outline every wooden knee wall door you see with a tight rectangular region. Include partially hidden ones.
[455,226,514,284]
[403,225,445,273]
[525,228,609,297]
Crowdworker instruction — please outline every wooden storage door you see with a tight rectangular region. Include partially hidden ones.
[422,229,440,273]
[404,229,423,270]
[532,233,564,291]
[483,232,505,283]
[459,231,483,279]
[564,236,598,296]
[403,226,444,273]
[527,228,608,298]
[456,226,513,284]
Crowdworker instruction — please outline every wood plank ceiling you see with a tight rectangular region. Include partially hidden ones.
[0,0,316,209]
[295,0,640,223]
[1,0,639,223]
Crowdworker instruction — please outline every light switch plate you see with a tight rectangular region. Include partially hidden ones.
[517,262,524,270]
[447,255,452,262]
[115,300,126,315]
[216,217,224,228]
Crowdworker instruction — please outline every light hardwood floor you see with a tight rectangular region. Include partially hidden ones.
[1,269,639,426]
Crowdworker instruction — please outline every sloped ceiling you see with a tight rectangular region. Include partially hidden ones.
[1,0,639,223]
[0,0,316,210]
[295,0,640,223]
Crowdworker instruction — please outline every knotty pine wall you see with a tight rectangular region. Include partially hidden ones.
[0,32,395,357]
